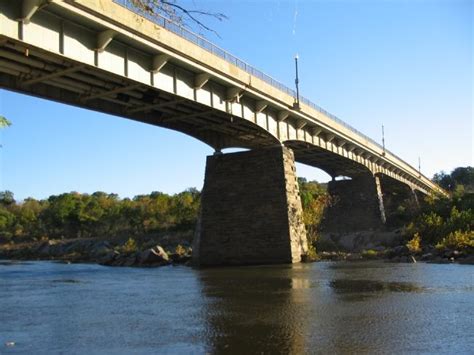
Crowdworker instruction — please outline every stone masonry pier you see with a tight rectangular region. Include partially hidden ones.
[193,146,308,266]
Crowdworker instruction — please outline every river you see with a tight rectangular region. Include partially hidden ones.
[0,260,472,354]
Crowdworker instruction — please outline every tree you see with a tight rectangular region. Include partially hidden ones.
[129,0,227,36]
[0,116,11,128]
[0,191,15,206]
[433,167,473,193]
[433,171,453,191]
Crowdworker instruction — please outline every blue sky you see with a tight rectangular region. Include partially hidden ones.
[0,0,472,201]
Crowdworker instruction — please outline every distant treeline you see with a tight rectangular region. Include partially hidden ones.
[0,189,200,242]
[0,180,327,244]
[0,167,472,252]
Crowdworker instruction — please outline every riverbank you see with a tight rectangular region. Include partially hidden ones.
[0,232,193,267]
[1,234,472,266]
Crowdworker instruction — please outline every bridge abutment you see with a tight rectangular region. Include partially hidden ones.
[192,146,308,266]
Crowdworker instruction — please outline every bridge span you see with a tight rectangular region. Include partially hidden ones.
[0,1,446,265]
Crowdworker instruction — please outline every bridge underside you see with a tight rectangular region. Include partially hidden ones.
[0,39,278,151]
[0,0,444,197]
[0,38,376,182]
[285,140,370,178]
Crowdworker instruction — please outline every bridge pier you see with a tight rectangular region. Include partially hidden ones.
[193,146,308,266]
[321,174,386,233]
[376,174,421,226]
[321,173,423,234]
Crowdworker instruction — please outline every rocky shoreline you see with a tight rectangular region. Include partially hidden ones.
[0,237,472,266]
[0,238,192,267]
[317,246,474,264]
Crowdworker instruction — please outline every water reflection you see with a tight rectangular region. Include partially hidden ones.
[195,263,434,354]
[330,279,424,301]
[197,265,312,354]
[1,261,472,354]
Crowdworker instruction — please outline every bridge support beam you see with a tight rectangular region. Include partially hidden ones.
[193,146,308,266]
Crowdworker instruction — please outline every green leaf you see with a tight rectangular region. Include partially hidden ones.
[0,116,12,128]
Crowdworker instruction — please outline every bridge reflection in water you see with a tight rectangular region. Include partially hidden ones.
[195,262,435,354]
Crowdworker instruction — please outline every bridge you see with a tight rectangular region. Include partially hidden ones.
[0,0,446,265]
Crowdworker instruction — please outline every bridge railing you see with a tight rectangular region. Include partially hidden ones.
[112,0,415,172]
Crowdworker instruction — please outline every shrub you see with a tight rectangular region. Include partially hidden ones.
[302,244,319,262]
[361,249,379,259]
[121,237,138,253]
[175,244,187,256]
[406,233,422,253]
[436,231,474,250]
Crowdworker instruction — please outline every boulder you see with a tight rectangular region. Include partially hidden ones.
[35,240,66,257]
[91,241,112,258]
[123,255,138,267]
[169,253,191,263]
[392,245,409,256]
[98,250,120,265]
[458,255,474,265]
[138,245,169,265]
[420,253,434,261]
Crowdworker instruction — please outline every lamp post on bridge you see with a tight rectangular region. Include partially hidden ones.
[382,124,386,155]
[293,54,300,110]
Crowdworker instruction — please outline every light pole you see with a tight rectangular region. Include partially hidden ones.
[382,124,385,155]
[293,54,300,110]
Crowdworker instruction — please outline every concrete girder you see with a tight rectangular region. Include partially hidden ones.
[20,0,50,24]
[277,110,290,122]
[81,83,142,102]
[96,29,117,53]
[194,73,210,89]
[161,110,214,123]
[309,127,323,137]
[22,65,85,86]
[226,87,242,102]
[346,145,357,152]
[326,133,336,143]
[255,100,268,114]
[151,54,169,73]
[295,119,307,130]
[338,140,347,148]
[127,99,185,114]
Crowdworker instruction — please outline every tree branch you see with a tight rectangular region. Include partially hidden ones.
[128,0,227,37]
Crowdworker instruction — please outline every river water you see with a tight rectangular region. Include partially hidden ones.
[0,260,472,354]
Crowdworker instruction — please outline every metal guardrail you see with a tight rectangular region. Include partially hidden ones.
[112,0,417,174]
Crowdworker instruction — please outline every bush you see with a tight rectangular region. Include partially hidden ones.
[175,244,187,256]
[406,233,422,253]
[436,231,474,250]
[302,244,319,262]
[361,249,379,259]
[121,237,138,253]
